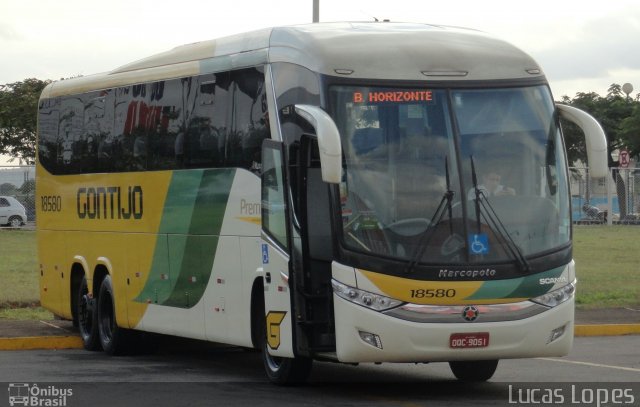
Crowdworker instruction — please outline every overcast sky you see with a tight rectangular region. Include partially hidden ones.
[1,0,639,164]
[2,0,640,99]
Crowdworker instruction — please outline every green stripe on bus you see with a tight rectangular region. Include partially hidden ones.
[135,169,235,307]
[465,265,566,301]
[506,266,566,299]
[162,169,235,307]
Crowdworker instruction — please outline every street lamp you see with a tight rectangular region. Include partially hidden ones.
[313,0,319,23]
[622,83,633,101]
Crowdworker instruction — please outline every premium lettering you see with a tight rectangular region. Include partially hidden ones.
[77,186,143,220]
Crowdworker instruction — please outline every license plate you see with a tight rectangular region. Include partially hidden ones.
[449,332,490,348]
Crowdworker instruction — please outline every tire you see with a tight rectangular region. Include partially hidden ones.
[77,276,100,351]
[8,216,22,228]
[262,340,313,385]
[256,295,312,385]
[97,275,132,355]
[449,359,499,382]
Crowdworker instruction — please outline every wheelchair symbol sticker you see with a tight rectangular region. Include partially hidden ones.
[469,233,489,255]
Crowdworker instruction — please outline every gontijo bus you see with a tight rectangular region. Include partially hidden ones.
[37,22,607,383]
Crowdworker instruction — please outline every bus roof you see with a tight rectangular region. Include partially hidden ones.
[42,22,544,98]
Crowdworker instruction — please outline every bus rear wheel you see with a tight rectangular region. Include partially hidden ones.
[449,360,499,382]
[77,276,100,351]
[97,275,132,355]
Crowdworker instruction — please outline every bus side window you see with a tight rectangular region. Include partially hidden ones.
[262,141,289,250]
[228,67,270,170]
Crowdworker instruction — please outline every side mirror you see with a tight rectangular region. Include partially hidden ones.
[556,104,608,178]
[294,104,342,183]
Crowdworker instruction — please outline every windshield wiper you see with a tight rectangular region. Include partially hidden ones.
[470,156,530,273]
[404,157,455,274]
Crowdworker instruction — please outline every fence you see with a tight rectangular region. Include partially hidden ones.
[570,166,640,225]
[0,165,36,227]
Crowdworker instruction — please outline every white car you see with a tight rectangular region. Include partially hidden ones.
[0,196,27,227]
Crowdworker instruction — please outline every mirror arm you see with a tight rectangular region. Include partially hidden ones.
[556,104,608,178]
[294,104,343,183]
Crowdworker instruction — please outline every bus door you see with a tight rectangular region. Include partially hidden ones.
[260,140,295,358]
[292,136,336,352]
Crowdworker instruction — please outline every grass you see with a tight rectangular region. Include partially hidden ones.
[0,229,53,320]
[0,227,638,320]
[572,225,640,309]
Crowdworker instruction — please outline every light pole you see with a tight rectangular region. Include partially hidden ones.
[622,82,633,101]
[313,0,319,23]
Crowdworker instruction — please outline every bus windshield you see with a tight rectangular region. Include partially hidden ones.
[329,85,570,267]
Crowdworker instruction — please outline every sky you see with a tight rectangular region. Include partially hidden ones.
[1,0,640,164]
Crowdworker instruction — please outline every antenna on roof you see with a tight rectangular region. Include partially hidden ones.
[359,10,386,22]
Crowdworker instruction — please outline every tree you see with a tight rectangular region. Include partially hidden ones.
[559,83,640,218]
[560,84,640,166]
[0,78,51,163]
[0,182,17,195]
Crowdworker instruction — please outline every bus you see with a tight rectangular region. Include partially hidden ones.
[37,22,607,384]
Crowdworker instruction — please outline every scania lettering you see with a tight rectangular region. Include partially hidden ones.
[540,277,569,285]
[37,22,607,385]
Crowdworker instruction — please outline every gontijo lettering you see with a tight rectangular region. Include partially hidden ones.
[77,186,143,219]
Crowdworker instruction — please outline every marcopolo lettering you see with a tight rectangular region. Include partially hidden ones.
[77,186,143,220]
[439,269,497,279]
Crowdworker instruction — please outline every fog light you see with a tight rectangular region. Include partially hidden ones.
[359,331,383,349]
[547,324,566,344]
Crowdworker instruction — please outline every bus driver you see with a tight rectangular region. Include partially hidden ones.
[468,170,515,200]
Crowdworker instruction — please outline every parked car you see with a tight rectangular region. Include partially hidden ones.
[0,196,27,227]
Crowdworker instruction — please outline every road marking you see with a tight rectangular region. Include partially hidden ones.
[539,357,640,373]
[39,320,66,330]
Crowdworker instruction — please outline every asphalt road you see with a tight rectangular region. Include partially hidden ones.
[1,336,638,407]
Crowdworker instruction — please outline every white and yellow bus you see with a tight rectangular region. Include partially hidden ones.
[37,22,607,384]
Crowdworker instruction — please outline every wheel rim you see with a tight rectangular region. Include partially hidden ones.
[264,343,283,372]
[9,217,21,227]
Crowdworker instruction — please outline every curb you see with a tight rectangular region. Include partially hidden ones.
[0,325,638,351]
[0,336,83,350]
[574,324,640,337]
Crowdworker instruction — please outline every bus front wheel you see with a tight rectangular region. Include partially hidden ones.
[449,359,499,382]
[261,340,313,385]
[255,294,312,385]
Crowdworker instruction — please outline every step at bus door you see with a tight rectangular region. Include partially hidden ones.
[260,140,295,358]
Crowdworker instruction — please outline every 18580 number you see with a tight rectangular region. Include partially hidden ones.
[409,288,456,298]
[41,195,62,212]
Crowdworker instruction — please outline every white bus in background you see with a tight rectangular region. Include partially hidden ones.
[37,22,607,384]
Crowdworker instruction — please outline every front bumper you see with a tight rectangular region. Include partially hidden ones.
[334,293,574,363]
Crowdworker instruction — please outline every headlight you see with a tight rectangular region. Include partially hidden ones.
[531,281,576,307]
[331,279,404,311]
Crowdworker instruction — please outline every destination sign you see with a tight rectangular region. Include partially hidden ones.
[353,90,434,104]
